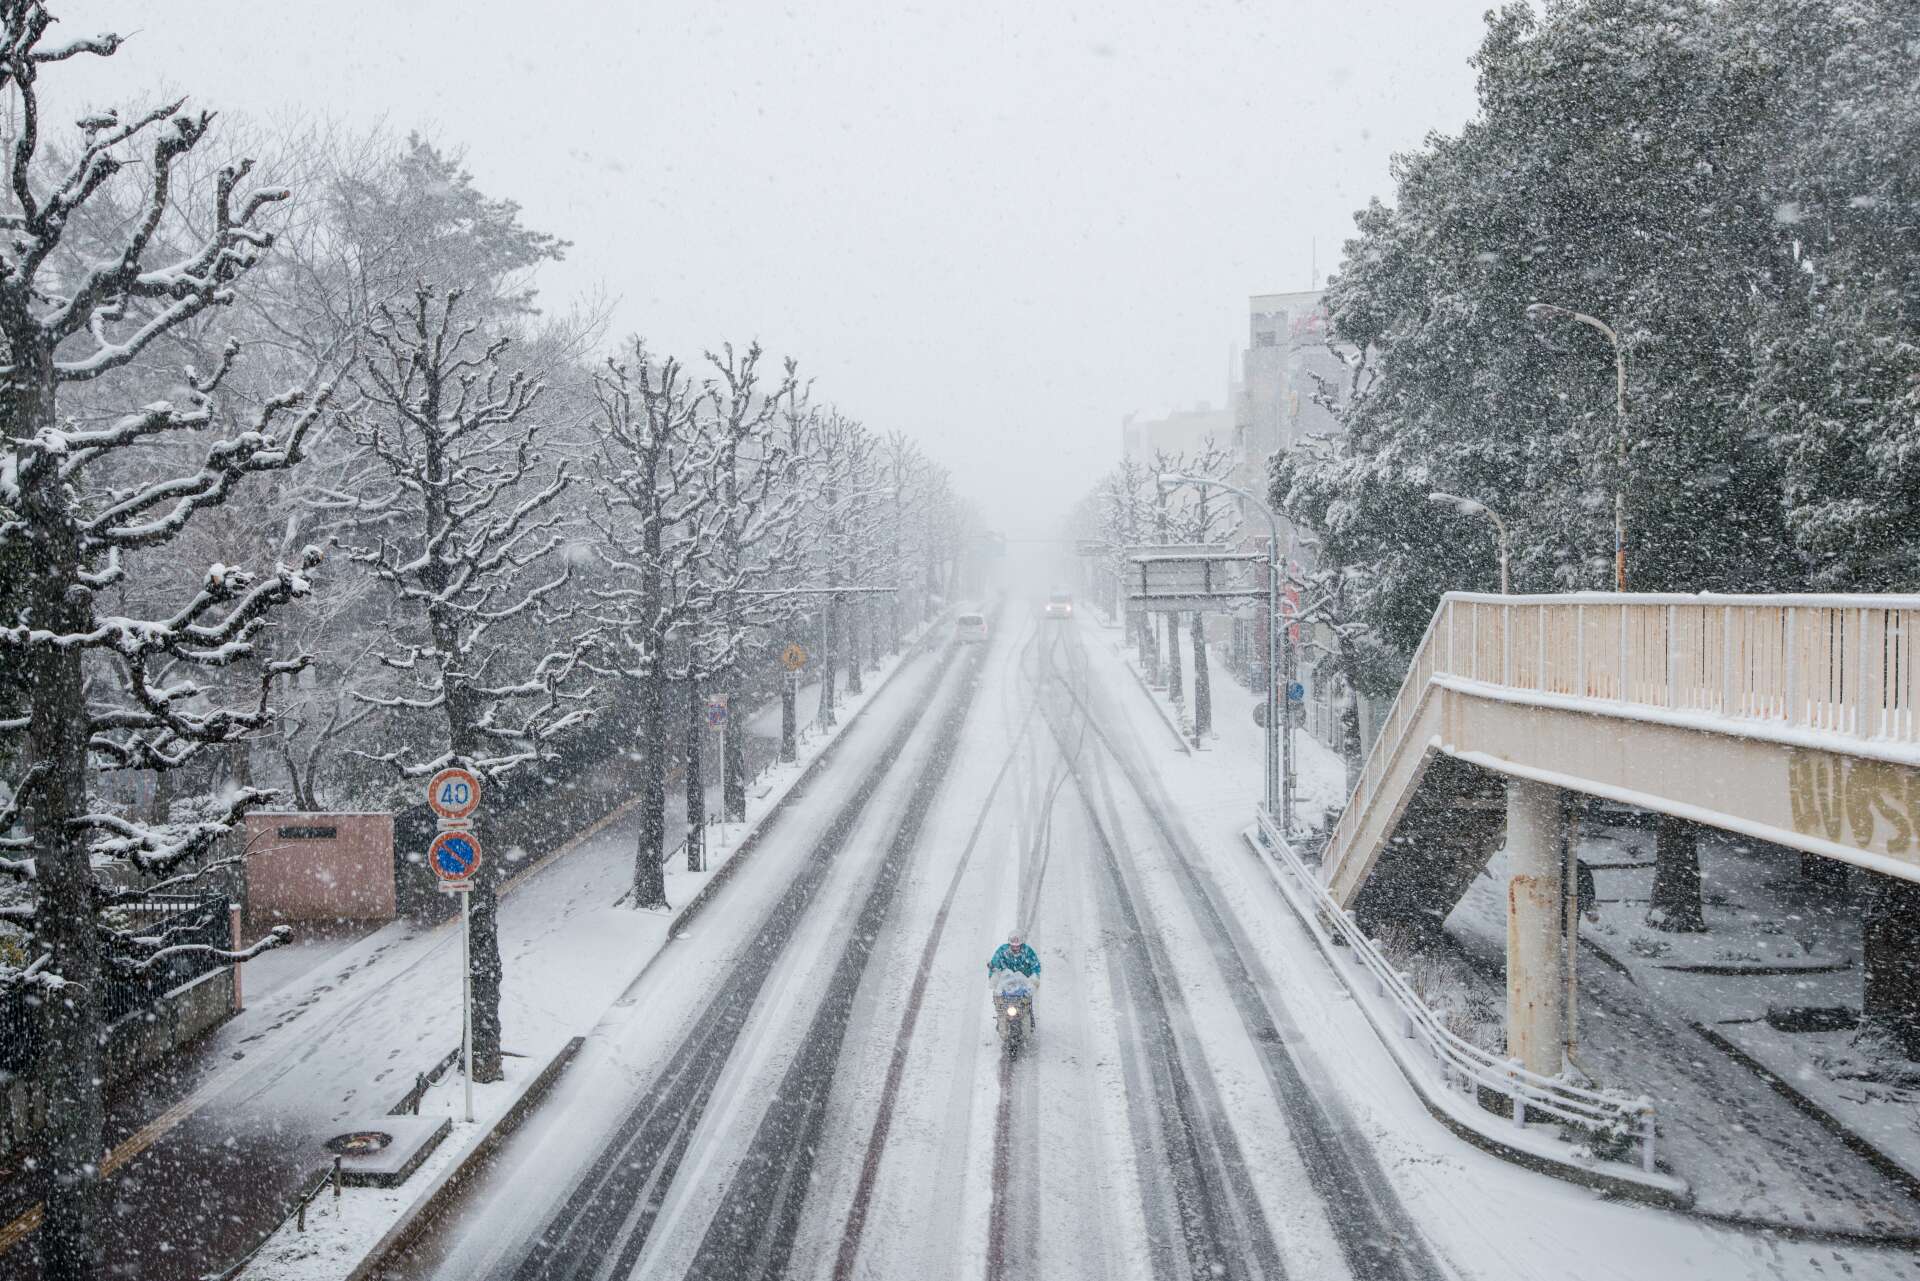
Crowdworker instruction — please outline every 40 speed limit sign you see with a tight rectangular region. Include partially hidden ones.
[426,766,481,824]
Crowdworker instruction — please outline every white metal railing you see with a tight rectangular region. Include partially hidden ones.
[1258,809,1658,1170]
[1435,591,1920,739]
[1322,592,1920,887]
[1319,599,1449,882]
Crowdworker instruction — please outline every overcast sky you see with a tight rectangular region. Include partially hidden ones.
[55,0,1492,536]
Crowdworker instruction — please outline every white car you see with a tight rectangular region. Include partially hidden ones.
[956,612,989,643]
[1043,592,1073,620]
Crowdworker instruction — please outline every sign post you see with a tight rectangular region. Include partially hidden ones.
[780,645,806,763]
[426,768,483,1123]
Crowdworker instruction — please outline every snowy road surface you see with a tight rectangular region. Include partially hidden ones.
[374,615,1920,1281]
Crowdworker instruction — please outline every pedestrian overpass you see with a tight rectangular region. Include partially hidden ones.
[1317,591,1920,1073]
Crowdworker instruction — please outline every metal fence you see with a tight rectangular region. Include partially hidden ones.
[0,893,232,1075]
[1256,809,1659,1169]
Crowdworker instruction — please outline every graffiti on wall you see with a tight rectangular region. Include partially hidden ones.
[1788,749,1919,858]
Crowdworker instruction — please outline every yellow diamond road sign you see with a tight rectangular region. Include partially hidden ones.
[782,643,808,671]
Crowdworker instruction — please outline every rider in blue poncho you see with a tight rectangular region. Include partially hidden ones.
[987,930,1041,980]
[987,931,1041,1029]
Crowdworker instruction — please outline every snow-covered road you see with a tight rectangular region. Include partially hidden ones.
[373,616,1441,1280]
[372,612,1920,1281]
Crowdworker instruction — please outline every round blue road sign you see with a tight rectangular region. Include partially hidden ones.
[1286,681,1306,703]
[429,830,482,882]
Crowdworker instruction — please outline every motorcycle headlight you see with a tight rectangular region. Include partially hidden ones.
[1007,1005,1019,1018]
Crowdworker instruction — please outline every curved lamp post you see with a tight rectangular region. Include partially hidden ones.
[1526,302,1629,591]
[1428,492,1511,594]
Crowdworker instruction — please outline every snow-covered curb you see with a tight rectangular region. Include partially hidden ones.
[1099,630,1193,755]
[1242,824,1693,1207]
[227,1037,583,1281]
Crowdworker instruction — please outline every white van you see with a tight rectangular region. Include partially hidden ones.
[956,612,989,643]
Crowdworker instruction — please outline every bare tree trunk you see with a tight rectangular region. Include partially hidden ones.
[845,593,863,695]
[685,680,707,872]
[228,739,254,793]
[780,674,797,763]
[148,765,174,825]
[633,669,669,908]
[723,689,746,822]
[1339,679,1363,795]
[1167,613,1185,706]
[1863,872,1920,1059]
[1191,612,1212,738]
[30,618,107,1281]
[820,604,838,728]
[18,369,108,1281]
[1647,814,1707,933]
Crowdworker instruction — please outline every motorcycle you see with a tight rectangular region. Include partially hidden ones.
[992,974,1036,1056]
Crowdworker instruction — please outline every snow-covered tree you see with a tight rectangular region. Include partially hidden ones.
[1154,437,1239,738]
[682,344,808,833]
[0,7,335,1273]
[586,342,714,903]
[325,286,589,1081]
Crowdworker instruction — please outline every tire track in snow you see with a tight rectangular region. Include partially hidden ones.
[1053,631,1450,1281]
[984,623,1091,1280]
[673,623,997,1279]
[830,626,1044,1280]
[505,647,963,1281]
[1036,634,1288,1281]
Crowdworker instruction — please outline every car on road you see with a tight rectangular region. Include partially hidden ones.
[956,612,989,643]
[1043,591,1073,620]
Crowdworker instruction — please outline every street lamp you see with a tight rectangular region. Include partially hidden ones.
[1526,302,1629,591]
[1160,471,1296,835]
[1428,492,1511,594]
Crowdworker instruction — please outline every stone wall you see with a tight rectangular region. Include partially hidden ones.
[0,966,235,1161]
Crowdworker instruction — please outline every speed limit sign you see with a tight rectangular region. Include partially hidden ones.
[426,766,481,823]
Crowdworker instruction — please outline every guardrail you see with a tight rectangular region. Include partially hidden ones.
[1257,808,1658,1171]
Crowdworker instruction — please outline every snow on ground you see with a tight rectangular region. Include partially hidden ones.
[1074,627,1920,1279]
[233,1051,553,1281]
[1443,835,1920,1237]
[43,633,940,1281]
[1092,606,1349,832]
[1579,824,1920,1184]
[367,635,964,1278]
[350,608,1920,1281]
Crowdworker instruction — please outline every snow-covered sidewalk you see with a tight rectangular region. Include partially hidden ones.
[1075,628,1920,1276]
[14,633,943,1281]
[1445,847,1920,1238]
[1088,607,1352,827]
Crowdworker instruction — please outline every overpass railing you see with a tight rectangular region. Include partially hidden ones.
[1434,592,1920,739]
[1322,592,1920,891]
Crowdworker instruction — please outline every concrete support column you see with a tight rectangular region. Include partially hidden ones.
[1505,778,1566,1077]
